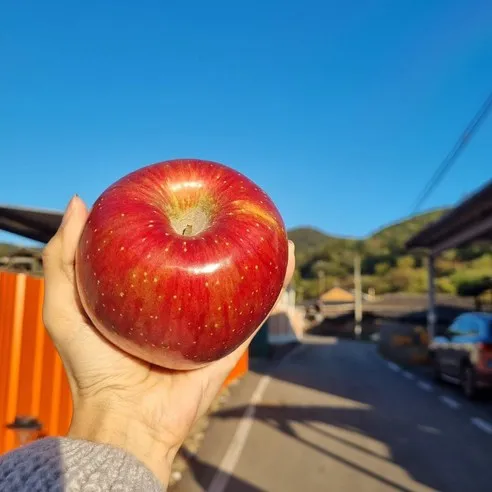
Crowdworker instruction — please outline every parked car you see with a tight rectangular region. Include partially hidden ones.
[429,312,492,399]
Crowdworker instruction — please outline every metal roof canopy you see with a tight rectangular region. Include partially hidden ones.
[406,180,492,255]
[0,205,62,244]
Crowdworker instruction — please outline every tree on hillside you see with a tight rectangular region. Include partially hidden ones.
[310,260,346,278]
[436,277,456,294]
[397,256,415,269]
[456,243,492,262]
[452,270,492,311]
[374,262,391,276]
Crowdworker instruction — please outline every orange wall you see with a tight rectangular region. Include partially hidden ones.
[223,350,248,388]
[0,271,248,455]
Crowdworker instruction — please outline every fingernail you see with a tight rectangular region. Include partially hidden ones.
[288,240,295,251]
[61,195,77,226]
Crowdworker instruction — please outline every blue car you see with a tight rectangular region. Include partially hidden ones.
[429,312,492,399]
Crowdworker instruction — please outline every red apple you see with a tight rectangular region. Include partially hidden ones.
[75,159,288,369]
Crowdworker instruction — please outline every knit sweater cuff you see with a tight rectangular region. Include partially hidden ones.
[0,436,164,491]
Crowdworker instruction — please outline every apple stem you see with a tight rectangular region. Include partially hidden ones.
[182,224,193,236]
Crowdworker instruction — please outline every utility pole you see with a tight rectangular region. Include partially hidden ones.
[427,254,436,340]
[354,254,362,338]
[317,270,325,297]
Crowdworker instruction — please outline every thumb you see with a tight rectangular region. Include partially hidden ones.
[43,195,89,286]
[283,240,295,288]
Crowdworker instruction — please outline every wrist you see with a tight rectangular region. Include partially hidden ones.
[68,399,177,486]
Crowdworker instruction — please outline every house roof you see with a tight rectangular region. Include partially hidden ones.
[0,205,62,244]
[320,286,354,303]
[406,180,492,254]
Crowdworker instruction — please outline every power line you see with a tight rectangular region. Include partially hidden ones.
[411,90,492,214]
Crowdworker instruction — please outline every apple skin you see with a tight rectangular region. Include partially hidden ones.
[75,159,288,369]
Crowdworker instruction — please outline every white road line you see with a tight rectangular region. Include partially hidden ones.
[387,361,400,372]
[208,375,271,492]
[417,381,433,392]
[402,371,415,380]
[439,395,460,409]
[471,417,492,435]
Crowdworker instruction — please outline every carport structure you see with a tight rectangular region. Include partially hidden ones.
[0,205,62,244]
[406,180,492,338]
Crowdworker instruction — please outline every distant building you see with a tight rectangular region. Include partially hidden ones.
[319,286,376,305]
[319,287,354,304]
[0,248,43,274]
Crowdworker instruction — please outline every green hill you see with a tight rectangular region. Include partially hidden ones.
[288,209,492,300]
[288,209,446,257]
[287,227,333,252]
[370,209,446,250]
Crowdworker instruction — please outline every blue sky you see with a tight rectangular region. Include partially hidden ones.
[1,1,492,243]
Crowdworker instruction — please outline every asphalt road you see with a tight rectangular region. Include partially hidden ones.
[173,336,492,492]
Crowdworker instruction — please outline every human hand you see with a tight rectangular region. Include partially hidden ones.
[42,195,295,486]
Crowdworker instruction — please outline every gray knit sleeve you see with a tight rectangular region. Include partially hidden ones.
[0,437,164,491]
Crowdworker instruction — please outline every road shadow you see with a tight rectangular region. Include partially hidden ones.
[175,338,490,491]
[213,404,431,492]
[241,338,489,492]
[176,448,263,492]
